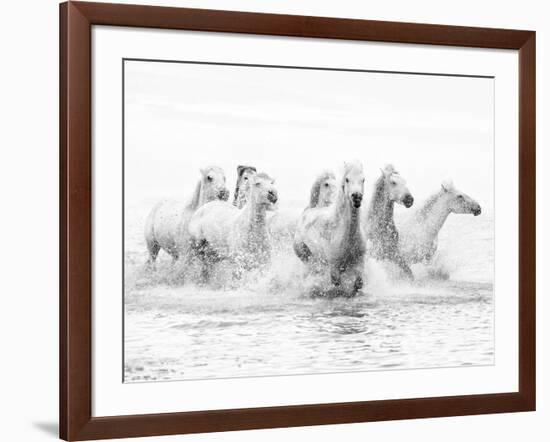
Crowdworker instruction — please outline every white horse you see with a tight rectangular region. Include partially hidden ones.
[293,162,366,296]
[304,170,338,210]
[364,165,414,279]
[144,166,229,264]
[188,172,278,280]
[398,180,482,265]
[232,167,336,249]
[268,171,337,247]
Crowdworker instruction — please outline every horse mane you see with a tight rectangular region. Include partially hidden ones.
[343,160,363,177]
[441,179,455,192]
[367,173,390,222]
[186,179,203,210]
[308,171,335,208]
[233,165,256,206]
[417,190,446,220]
[373,173,387,200]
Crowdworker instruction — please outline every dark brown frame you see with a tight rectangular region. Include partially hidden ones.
[60,1,536,440]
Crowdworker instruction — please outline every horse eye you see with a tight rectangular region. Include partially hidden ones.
[345,178,349,183]
[243,177,248,181]
[458,195,464,200]
[207,176,213,181]
[324,183,329,187]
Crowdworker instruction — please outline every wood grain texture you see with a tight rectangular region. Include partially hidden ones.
[518,34,536,409]
[59,4,68,439]
[60,2,92,440]
[74,1,532,49]
[59,1,536,440]
[75,392,529,440]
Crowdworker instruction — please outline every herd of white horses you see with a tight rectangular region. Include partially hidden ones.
[144,161,482,297]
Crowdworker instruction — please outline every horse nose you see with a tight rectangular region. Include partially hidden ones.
[404,194,414,208]
[473,205,481,216]
[267,189,278,204]
[351,192,363,208]
[218,188,230,201]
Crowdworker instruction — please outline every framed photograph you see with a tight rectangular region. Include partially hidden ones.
[60,1,536,440]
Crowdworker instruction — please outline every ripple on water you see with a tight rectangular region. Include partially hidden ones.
[123,204,494,382]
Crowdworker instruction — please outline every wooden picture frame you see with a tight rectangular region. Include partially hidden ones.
[60,1,536,440]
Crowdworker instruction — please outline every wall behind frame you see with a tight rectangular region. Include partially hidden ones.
[0,0,546,441]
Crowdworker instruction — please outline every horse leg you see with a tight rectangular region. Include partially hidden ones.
[395,256,414,280]
[200,261,210,284]
[339,264,364,297]
[426,250,450,280]
[352,273,364,296]
[194,239,212,284]
[144,201,163,268]
[146,238,161,268]
[293,241,312,263]
[330,267,341,287]
[232,259,243,281]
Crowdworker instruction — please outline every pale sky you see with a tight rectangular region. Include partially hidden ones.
[124,59,493,210]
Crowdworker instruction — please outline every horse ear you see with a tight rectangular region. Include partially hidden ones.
[380,167,392,179]
[237,165,257,177]
[441,180,454,192]
[382,164,396,176]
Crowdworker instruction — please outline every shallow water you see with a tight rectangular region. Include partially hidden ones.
[124,201,494,382]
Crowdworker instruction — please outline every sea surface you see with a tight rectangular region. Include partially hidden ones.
[124,200,494,383]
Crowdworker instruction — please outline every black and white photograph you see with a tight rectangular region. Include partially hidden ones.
[4,0,546,440]
[123,58,494,383]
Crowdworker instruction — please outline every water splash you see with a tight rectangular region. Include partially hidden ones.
[124,201,494,383]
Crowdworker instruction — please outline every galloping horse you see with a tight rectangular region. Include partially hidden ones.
[269,170,337,250]
[365,165,414,279]
[188,172,278,280]
[398,180,481,265]
[232,165,257,209]
[232,167,336,249]
[144,166,229,264]
[305,170,338,209]
[293,161,366,296]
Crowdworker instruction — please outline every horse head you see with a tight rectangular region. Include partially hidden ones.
[342,161,365,209]
[380,164,414,208]
[441,181,481,216]
[233,165,257,208]
[250,172,278,208]
[309,170,337,208]
[199,166,229,203]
